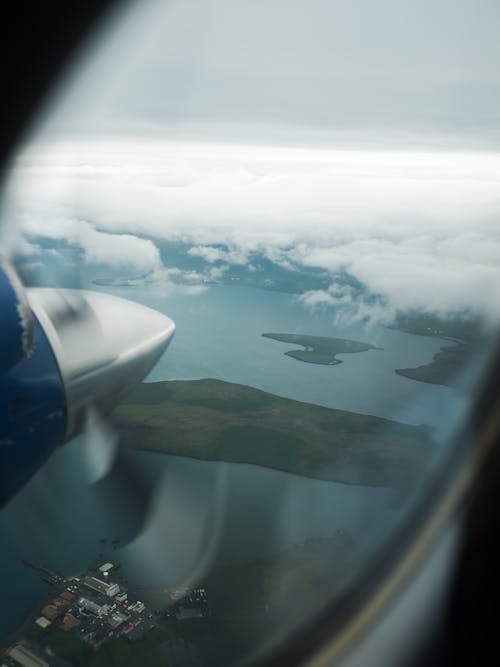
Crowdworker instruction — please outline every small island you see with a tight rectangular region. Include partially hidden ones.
[112,379,435,489]
[262,332,382,365]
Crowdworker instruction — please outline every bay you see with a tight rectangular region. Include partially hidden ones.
[110,283,466,441]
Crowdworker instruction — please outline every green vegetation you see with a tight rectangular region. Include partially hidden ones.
[393,313,481,341]
[392,314,483,387]
[262,333,381,365]
[114,379,435,489]
[13,534,371,667]
[141,534,366,667]
[26,626,168,667]
[395,344,470,386]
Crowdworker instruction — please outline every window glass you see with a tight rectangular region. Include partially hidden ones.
[1,1,499,665]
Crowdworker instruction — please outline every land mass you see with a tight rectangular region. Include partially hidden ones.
[138,533,367,667]
[392,314,483,387]
[4,536,367,667]
[112,379,435,489]
[262,333,381,365]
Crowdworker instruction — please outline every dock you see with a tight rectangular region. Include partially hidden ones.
[21,559,65,586]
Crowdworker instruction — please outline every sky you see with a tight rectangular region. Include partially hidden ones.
[1,0,500,324]
[33,0,500,148]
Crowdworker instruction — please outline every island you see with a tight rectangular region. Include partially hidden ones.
[262,333,382,365]
[392,314,483,387]
[112,379,435,489]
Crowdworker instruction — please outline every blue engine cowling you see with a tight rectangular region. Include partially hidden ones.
[0,261,66,506]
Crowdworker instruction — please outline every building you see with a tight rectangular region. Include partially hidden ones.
[77,597,109,617]
[34,617,51,630]
[98,563,114,574]
[122,618,145,641]
[60,590,76,602]
[6,643,48,667]
[59,613,81,632]
[107,583,120,597]
[127,601,145,614]
[83,576,120,598]
[108,611,129,629]
[40,605,60,621]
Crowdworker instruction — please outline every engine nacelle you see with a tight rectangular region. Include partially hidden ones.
[0,260,175,507]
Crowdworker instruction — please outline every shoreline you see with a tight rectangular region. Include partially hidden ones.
[132,445,396,489]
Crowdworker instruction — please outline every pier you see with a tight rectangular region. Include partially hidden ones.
[21,559,64,586]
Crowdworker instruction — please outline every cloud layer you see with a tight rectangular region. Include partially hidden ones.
[2,139,500,321]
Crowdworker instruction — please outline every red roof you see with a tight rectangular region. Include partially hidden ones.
[60,590,76,601]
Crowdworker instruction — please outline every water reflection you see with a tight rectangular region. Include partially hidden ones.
[123,452,398,586]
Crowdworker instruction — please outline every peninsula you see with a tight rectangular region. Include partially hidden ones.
[262,333,381,365]
[112,379,435,489]
[393,314,482,387]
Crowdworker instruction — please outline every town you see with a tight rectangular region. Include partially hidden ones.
[1,560,209,667]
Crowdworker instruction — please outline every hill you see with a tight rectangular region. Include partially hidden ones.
[113,379,436,489]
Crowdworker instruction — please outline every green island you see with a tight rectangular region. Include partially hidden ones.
[262,333,382,366]
[112,379,435,489]
[392,314,483,387]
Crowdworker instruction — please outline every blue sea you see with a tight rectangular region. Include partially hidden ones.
[0,282,473,636]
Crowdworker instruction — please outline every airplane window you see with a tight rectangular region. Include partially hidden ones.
[1,1,499,666]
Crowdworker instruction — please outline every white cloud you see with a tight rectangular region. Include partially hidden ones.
[2,139,500,320]
[208,265,229,280]
[188,245,249,265]
[2,187,163,275]
[81,228,161,273]
[292,234,500,319]
[298,284,396,328]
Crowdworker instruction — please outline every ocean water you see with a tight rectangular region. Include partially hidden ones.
[0,283,470,636]
[120,283,467,439]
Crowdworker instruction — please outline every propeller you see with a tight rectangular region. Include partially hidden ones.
[0,257,175,543]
